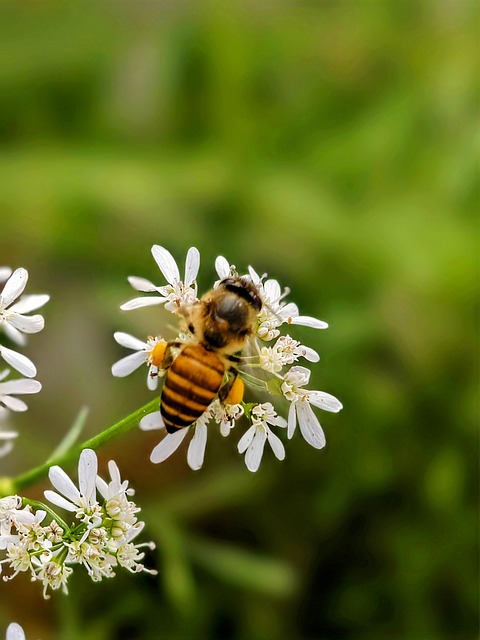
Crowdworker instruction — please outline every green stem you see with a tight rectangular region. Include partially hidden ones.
[9,399,159,494]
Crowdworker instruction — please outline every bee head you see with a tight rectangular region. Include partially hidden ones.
[200,277,262,351]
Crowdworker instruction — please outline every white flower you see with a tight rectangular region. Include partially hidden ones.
[237,403,287,472]
[115,521,157,575]
[210,399,244,437]
[0,370,41,412]
[6,623,26,640]
[111,332,167,390]
[144,410,210,471]
[0,268,49,347]
[253,275,328,340]
[31,553,73,598]
[121,246,200,314]
[96,459,135,503]
[281,366,342,449]
[44,449,102,525]
[96,459,139,537]
[259,335,319,373]
[0,496,22,540]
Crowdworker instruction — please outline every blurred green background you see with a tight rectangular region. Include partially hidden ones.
[0,1,477,639]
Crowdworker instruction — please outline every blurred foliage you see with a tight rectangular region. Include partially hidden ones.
[0,1,477,639]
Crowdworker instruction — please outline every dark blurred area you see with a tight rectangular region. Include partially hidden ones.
[0,1,477,639]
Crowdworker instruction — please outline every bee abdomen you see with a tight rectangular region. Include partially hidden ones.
[161,344,225,433]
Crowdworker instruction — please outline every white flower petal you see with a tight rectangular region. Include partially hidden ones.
[78,449,98,503]
[128,275,159,292]
[290,315,328,329]
[120,296,167,311]
[125,520,145,543]
[0,430,18,440]
[187,421,207,470]
[6,622,26,640]
[2,324,26,346]
[0,346,36,377]
[107,460,122,487]
[237,425,256,454]
[95,476,109,499]
[13,509,38,525]
[289,365,312,384]
[139,411,164,431]
[0,268,28,308]
[48,465,81,504]
[43,490,77,512]
[296,401,326,449]
[111,351,146,377]
[113,332,147,351]
[247,266,262,285]
[8,293,49,314]
[263,279,281,303]
[271,415,287,428]
[244,429,267,472]
[0,440,14,457]
[300,346,320,362]
[151,245,180,284]
[7,313,44,334]
[146,368,159,390]
[184,247,200,287]
[267,430,286,461]
[1,397,28,412]
[0,378,41,395]
[308,391,343,413]
[215,256,230,279]
[287,402,297,439]
[150,428,189,464]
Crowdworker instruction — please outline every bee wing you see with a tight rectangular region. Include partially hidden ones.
[236,336,270,397]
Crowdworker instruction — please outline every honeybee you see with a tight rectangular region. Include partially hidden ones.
[159,276,263,433]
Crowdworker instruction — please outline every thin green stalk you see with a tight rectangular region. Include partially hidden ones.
[8,399,159,494]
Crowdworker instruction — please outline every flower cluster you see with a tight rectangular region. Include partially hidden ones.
[0,449,156,598]
[0,267,48,457]
[113,246,342,472]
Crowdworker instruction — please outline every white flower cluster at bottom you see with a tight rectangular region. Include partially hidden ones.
[0,450,156,599]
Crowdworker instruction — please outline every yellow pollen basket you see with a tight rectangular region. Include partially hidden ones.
[150,341,167,367]
[225,377,245,405]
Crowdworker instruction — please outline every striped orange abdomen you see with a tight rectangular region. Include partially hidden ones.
[160,344,225,433]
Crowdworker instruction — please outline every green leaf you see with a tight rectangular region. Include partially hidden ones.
[187,535,298,598]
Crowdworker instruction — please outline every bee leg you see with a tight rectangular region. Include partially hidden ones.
[217,354,245,403]
[161,341,183,369]
[218,371,238,403]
